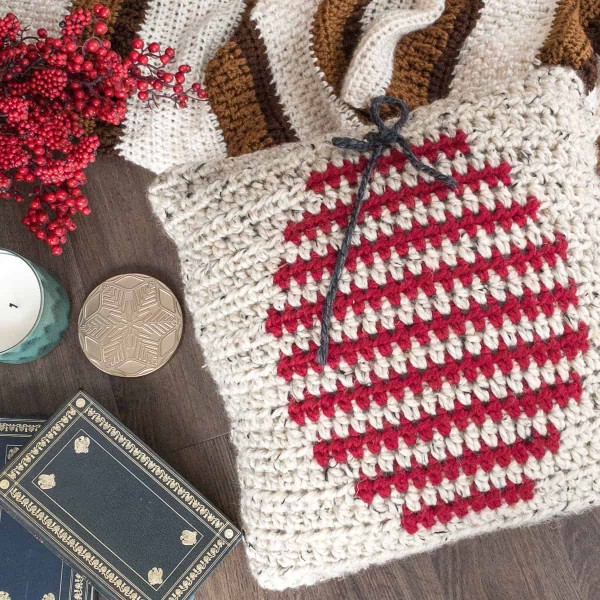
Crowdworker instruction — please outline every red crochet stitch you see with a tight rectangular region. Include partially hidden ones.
[266,132,589,534]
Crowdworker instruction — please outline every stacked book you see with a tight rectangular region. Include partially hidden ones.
[0,393,241,600]
[0,417,95,600]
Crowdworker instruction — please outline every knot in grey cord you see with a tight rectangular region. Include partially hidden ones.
[316,96,458,366]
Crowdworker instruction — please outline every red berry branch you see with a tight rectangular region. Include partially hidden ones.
[0,5,206,255]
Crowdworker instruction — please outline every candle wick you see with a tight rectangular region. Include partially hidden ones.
[9,303,18,309]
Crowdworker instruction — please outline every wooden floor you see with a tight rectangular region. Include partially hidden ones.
[2,156,600,600]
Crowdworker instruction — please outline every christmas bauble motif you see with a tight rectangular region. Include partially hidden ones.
[267,130,588,534]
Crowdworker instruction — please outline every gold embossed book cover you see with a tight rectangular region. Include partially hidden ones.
[0,392,241,600]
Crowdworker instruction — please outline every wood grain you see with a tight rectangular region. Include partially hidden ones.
[1,156,600,599]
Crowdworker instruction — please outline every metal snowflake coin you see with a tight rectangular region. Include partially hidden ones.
[78,273,183,377]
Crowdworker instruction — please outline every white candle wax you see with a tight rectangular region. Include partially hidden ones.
[0,250,43,354]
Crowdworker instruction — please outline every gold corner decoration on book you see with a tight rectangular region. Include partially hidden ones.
[0,392,242,600]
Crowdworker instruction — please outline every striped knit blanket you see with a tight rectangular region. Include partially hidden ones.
[4,0,600,172]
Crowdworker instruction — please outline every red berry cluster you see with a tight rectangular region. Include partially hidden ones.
[129,38,206,107]
[0,5,206,255]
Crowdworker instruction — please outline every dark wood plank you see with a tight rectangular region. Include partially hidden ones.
[1,156,600,599]
[563,509,600,599]
[432,521,583,600]
[0,157,230,453]
[347,557,446,600]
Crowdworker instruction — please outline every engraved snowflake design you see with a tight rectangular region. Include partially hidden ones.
[79,274,183,377]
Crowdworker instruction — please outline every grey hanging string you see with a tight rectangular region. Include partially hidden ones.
[316,95,458,366]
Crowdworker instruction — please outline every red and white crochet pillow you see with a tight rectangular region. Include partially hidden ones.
[150,67,600,590]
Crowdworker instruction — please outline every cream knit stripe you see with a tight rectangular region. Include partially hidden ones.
[237,407,573,495]
[450,0,559,94]
[240,358,594,464]
[323,361,571,423]
[244,463,540,526]
[238,467,600,587]
[302,264,574,350]
[322,356,582,417]
[293,157,514,225]
[290,173,516,257]
[276,247,571,338]
[238,466,600,548]
[341,0,445,109]
[361,0,421,29]
[283,203,564,292]
[287,169,506,267]
[238,465,600,573]
[0,0,71,35]
[283,170,561,266]
[285,215,564,301]
[283,275,578,375]
[348,410,554,467]
[117,0,245,173]
[396,463,537,501]
[289,315,582,402]
[385,452,537,487]
[251,0,360,140]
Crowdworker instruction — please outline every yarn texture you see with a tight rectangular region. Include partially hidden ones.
[5,0,600,172]
[150,66,600,589]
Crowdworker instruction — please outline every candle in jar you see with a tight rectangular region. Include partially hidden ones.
[0,250,43,354]
[0,249,70,364]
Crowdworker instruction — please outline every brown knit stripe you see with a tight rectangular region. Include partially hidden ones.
[539,0,600,91]
[98,0,149,152]
[239,20,297,147]
[310,0,370,95]
[386,0,483,110]
[204,15,296,157]
[109,0,151,58]
[342,0,371,64]
[204,40,273,157]
[427,0,483,102]
[585,15,600,52]
[539,0,591,66]
[582,0,600,87]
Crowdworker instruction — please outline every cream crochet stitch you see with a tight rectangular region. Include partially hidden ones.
[149,66,600,588]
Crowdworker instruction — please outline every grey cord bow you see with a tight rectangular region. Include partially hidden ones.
[316,96,458,366]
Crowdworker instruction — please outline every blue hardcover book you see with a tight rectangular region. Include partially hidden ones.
[0,392,242,600]
[0,417,96,600]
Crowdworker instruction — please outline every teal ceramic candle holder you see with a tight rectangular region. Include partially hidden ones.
[0,249,70,364]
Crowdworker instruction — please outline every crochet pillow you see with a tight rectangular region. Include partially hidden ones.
[149,67,600,590]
